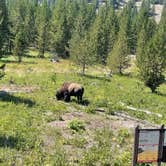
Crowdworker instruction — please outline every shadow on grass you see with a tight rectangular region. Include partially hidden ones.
[156,92,166,97]
[80,74,111,82]
[0,91,35,107]
[23,54,39,59]
[0,135,24,149]
[0,59,37,64]
[70,98,90,106]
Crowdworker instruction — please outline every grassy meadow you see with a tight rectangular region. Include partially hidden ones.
[0,50,166,165]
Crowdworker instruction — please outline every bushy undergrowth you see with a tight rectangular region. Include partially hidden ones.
[68,119,85,132]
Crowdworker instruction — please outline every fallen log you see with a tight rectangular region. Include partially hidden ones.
[119,102,162,118]
[114,112,160,128]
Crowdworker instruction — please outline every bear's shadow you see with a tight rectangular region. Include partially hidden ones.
[70,98,90,106]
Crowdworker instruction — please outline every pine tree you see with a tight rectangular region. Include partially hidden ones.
[136,5,166,92]
[136,14,166,92]
[132,0,151,53]
[89,4,118,65]
[135,0,151,34]
[26,1,37,46]
[13,0,28,63]
[108,5,119,53]
[13,25,27,63]
[127,3,138,54]
[139,28,166,92]
[70,31,96,75]
[136,19,157,70]
[36,0,51,58]
[50,0,74,57]
[107,4,130,74]
[69,0,97,73]
[69,1,96,74]
[0,0,9,57]
[159,3,166,34]
[107,27,129,74]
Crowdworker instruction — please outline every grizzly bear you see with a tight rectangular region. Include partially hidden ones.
[56,82,84,103]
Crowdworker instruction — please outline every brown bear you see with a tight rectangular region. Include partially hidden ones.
[56,82,84,103]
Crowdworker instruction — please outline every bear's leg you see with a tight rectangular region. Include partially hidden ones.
[80,95,82,102]
[77,96,80,103]
[77,95,82,103]
[64,92,70,102]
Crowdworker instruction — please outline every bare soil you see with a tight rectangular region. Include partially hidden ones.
[0,84,39,93]
[48,111,157,131]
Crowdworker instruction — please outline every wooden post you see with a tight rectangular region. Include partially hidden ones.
[158,125,165,166]
[132,125,139,166]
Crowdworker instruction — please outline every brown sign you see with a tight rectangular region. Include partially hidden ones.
[132,125,165,166]
[137,130,160,163]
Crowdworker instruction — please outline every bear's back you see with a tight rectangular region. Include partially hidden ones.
[60,82,71,92]
[68,83,82,93]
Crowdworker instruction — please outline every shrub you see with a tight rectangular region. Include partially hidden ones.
[68,119,85,132]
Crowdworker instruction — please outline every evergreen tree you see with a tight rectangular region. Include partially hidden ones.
[137,5,166,92]
[36,0,51,58]
[90,4,118,65]
[136,14,165,92]
[127,2,138,54]
[13,0,28,63]
[69,1,96,74]
[50,0,77,57]
[138,27,166,92]
[70,31,96,75]
[107,4,130,74]
[7,0,18,53]
[135,0,151,34]
[26,1,37,46]
[159,3,166,34]
[136,19,157,71]
[132,0,151,53]
[69,0,97,73]
[107,26,129,74]
[0,0,9,56]
[13,25,27,63]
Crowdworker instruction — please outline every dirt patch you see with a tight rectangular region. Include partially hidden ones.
[0,84,39,93]
[48,112,85,128]
[47,111,159,163]
[48,111,156,131]
[48,121,67,128]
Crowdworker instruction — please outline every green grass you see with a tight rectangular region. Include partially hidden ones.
[0,50,166,165]
[67,119,85,132]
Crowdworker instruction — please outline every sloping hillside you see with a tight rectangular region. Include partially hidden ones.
[0,51,165,165]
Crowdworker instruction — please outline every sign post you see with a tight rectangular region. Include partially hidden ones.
[132,126,139,166]
[162,129,166,162]
[133,125,165,166]
[158,125,164,166]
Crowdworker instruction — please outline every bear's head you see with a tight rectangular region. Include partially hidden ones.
[56,89,64,100]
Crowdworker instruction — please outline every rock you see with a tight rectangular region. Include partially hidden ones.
[95,108,105,112]
[50,55,59,63]
[45,111,53,116]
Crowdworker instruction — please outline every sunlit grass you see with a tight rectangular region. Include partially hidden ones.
[0,49,166,165]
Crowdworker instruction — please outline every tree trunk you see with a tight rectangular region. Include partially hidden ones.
[0,49,2,58]
[151,86,157,93]
[82,63,85,75]
[38,47,45,58]
[119,66,123,75]
[18,55,22,63]
[8,39,12,53]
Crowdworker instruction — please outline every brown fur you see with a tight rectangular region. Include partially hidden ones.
[56,82,84,102]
